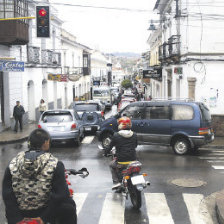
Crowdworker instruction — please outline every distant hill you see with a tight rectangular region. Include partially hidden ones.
[110,52,141,58]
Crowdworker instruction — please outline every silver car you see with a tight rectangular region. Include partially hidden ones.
[38,109,84,145]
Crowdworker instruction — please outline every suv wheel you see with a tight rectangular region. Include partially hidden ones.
[102,133,113,150]
[172,138,190,155]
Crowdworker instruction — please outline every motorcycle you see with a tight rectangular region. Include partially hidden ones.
[17,168,89,224]
[99,145,150,209]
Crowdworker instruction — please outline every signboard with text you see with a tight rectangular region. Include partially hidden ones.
[0,60,24,72]
[48,74,68,82]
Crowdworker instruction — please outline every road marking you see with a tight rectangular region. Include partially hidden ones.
[212,165,224,169]
[207,160,224,163]
[73,193,88,215]
[82,136,95,144]
[99,193,125,224]
[145,193,174,224]
[199,157,224,160]
[183,194,213,224]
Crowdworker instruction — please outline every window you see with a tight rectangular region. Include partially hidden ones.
[172,105,194,120]
[199,103,211,122]
[42,112,73,123]
[121,105,144,120]
[145,106,170,120]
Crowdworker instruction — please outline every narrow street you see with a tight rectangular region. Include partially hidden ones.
[1,135,224,224]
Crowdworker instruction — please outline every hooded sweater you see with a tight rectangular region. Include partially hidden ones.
[111,130,138,162]
[2,150,71,224]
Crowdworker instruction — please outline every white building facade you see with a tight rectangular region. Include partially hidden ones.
[153,0,224,135]
[0,0,91,132]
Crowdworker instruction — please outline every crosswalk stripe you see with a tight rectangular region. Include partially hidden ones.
[199,157,224,160]
[183,194,213,224]
[99,193,125,224]
[212,165,224,169]
[82,136,95,144]
[73,193,88,215]
[145,193,174,224]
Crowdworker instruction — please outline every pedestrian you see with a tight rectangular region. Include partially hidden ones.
[39,99,47,114]
[148,95,152,101]
[13,101,25,132]
[2,129,77,224]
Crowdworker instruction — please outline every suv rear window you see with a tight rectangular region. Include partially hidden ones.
[42,112,73,123]
[75,104,99,111]
[145,106,170,120]
[172,105,194,120]
[199,103,211,122]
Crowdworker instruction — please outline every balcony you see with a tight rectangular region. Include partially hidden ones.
[159,42,169,62]
[168,35,180,57]
[27,46,40,64]
[41,50,61,66]
[0,0,29,45]
[0,20,29,45]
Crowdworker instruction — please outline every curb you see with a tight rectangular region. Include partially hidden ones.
[216,191,224,224]
[0,136,29,145]
[203,145,224,149]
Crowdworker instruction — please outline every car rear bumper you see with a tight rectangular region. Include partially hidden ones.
[189,133,215,147]
[49,131,79,141]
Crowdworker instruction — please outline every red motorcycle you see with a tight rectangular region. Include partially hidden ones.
[17,168,89,224]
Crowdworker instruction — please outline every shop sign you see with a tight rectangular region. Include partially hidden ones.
[174,67,182,74]
[48,74,68,82]
[143,69,161,79]
[0,60,24,72]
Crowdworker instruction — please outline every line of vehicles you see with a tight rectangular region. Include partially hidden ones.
[37,86,214,156]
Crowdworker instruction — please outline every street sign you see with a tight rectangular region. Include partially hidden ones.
[93,80,100,86]
[0,60,24,72]
[36,6,50,38]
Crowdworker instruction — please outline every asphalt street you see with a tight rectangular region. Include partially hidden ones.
[1,136,224,224]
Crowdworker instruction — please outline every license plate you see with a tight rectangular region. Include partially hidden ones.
[85,127,91,131]
[131,175,145,185]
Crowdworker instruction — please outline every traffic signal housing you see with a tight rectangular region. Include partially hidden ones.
[36,6,50,38]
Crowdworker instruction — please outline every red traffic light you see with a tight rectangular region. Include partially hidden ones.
[38,8,47,17]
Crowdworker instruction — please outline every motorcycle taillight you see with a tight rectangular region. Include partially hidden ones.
[127,166,141,175]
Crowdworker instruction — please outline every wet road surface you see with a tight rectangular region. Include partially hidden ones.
[1,136,224,224]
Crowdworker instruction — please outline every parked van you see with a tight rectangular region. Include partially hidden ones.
[97,100,214,155]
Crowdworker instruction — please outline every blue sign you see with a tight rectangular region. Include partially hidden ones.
[0,60,24,72]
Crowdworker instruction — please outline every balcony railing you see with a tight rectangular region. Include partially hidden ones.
[41,50,61,66]
[27,46,40,64]
[168,35,180,56]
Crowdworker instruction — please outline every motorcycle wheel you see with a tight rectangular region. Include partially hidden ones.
[128,184,142,209]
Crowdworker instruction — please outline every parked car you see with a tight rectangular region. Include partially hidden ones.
[70,101,105,133]
[117,98,135,112]
[38,109,84,145]
[97,100,214,155]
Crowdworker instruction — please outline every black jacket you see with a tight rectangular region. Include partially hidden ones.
[2,160,71,224]
[111,130,138,162]
[13,105,25,117]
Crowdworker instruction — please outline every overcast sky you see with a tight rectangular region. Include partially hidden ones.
[49,0,158,54]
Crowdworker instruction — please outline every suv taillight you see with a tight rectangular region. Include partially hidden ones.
[199,127,210,135]
[71,123,77,130]
[38,124,41,129]
[101,111,104,117]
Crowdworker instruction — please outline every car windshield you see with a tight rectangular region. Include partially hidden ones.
[75,104,99,111]
[199,103,211,122]
[42,112,73,123]
[93,89,109,96]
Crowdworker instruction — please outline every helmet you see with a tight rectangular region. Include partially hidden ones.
[118,116,132,130]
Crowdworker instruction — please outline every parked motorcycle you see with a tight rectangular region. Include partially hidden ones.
[17,168,89,224]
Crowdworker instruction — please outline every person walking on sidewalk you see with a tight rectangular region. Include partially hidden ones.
[39,99,47,115]
[13,101,25,132]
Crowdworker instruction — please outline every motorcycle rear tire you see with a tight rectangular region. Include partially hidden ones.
[129,184,142,209]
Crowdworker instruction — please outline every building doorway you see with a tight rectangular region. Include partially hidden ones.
[0,72,4,124]
[64,86,68,108]
[27,80,35,121]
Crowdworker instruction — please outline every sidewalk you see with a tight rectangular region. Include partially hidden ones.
[0,123,37,144]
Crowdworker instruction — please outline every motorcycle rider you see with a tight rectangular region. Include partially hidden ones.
[2,129,77,224]
[109,116,138,189]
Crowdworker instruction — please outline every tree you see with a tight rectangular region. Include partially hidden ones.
[121,79,133,89]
